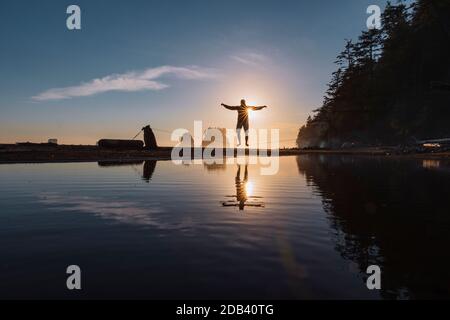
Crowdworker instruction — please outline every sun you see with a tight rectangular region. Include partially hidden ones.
[247,108,254,120]
[245,100,258,120]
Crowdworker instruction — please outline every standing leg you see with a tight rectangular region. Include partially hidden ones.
[236,128,242,146]
[244,122,250,147]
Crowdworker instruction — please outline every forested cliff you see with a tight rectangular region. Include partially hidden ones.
[297,0,450,148]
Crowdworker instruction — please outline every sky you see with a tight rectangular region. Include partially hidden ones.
[0,0,391,147]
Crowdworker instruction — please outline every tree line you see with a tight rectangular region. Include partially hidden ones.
[297,0,450,148]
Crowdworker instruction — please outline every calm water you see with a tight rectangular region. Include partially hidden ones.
[1,155,449,300]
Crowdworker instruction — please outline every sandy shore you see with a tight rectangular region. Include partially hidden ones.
[0,144,449,164]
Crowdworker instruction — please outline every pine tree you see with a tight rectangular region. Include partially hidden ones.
[297,0,450,149]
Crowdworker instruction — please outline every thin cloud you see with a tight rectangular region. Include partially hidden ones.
[32,65,219,101]
[231,52,268,66]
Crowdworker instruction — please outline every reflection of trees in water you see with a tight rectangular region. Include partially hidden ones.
[296,155,450,299]
[97,160,157,183]
[203,162,227,172]
[98,160,144,167]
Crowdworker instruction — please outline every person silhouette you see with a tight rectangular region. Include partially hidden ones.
[221,99,267,146]
[142,125,158,150]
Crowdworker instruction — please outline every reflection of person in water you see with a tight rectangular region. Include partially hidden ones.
[222,164,264,211]
[142,160,157,183]
[221,99,268,146]
[236,164,249,209]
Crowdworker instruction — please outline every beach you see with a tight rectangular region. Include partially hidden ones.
[1,143,449,164]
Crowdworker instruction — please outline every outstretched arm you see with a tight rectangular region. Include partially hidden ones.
[249,105,268,111]
[221,103,239,110]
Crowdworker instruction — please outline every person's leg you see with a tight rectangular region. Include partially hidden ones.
[236,123,243,146]
[244,122,250,146]
[236,128,242,145]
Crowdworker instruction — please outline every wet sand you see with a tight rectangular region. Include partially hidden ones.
[0,144,449,164]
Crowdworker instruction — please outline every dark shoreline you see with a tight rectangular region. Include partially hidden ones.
[1,144,449,164]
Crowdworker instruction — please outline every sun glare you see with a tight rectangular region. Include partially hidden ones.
[246,99,258,107]
[247,108,254,120]
[245,99,258,120]
[245,181,254,197]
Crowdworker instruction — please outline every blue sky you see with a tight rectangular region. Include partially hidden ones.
[0,0,391,146]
